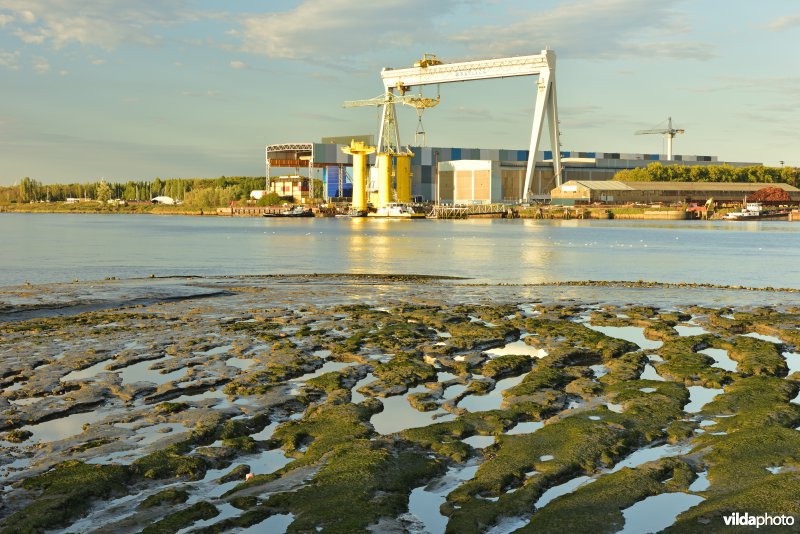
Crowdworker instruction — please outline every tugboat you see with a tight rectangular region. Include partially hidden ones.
[367,203,426,219]
[723,202,790,221]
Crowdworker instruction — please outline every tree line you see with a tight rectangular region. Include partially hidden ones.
[2,176,269,208]
[614,163,799,186]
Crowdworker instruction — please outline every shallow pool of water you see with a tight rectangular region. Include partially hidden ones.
[462,435,495,449]
[611,443,694,473]
[506,421,544,435]
[745,332,783,344]
[484,340,547,359]
[698,348,737,372]
[618,492,704,534]
[371,386,447,434]
[240,513,294,533]
[585,324,662,350]
[783,352,800,375]
[458,374,526,412]
[22,410,100,443]
[688,471,710,492]
[684,386,724,413]
[118,356,188,386]
[60,359,114,382]
[226,357,257,371]
[640,364,665,381]
[675,325,709,337]
[534,475,594,509]
[407,462,480,534]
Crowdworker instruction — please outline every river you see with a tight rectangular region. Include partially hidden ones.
[2,213,799,288]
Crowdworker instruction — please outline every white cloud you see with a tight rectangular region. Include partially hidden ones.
[767,14,800,31]
[0,49,20,70]
[0,0,216,49]
[235,0,463,61]
[450,0,713,61]
[0,13,13,26]
[229,60,248,69]
[32,56,50,73]
[91,58,107,65]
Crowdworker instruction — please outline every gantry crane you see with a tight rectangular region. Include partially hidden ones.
[635,117,685,160]
[378,50,562,202]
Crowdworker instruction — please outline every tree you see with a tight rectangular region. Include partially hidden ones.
[96,180,112,203]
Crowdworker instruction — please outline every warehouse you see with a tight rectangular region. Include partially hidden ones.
[265,140,761,202]
[550,180,800,205]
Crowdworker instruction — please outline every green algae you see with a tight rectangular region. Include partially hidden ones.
[0,461,130,533]
[372,353,437,388]
[481,354,533,379]
[141,501,219,534]
[139,488,189,509]
[522,460,694,533]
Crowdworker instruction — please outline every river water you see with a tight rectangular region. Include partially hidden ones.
[2,213,799,288]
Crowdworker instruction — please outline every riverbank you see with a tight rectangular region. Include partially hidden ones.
[1,202,733,220]
[1,275,799,533]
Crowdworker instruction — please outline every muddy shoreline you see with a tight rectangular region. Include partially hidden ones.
[1,275,799,533]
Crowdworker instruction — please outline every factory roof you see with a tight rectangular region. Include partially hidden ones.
[561,180,800,192]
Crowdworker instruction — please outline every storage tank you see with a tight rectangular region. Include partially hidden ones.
[376,153,393,208]
[396,152,413,203]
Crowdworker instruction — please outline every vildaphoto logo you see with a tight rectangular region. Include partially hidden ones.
[723,512,795,528]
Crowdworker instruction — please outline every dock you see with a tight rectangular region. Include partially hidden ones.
[427,203,514,219]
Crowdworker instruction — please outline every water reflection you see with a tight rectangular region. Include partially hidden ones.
[4,215,800,287]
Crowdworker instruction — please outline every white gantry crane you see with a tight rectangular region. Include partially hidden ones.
[635,117,685,160]
[373,50,561,202]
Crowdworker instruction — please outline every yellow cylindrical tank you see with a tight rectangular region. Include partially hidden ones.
[341,140,375,212]
[376,153,393,208]
[395,152,413,203]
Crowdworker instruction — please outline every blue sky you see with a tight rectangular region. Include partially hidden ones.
[0,0,798,184]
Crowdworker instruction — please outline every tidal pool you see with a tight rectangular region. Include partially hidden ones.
[699,348,737,372]
[239,513,294,534]
[506,421,544,435]
[618,493,704,534]
[688,471,710,492]
[744,332,783,344]
[674,324,709,336]
[610,443,694,473]
[60,359,113,382]
[118,356,188,386]
[484,339,547,359]
[534,475,594,509]
[584,324,662,350]
[371,386,448,435]
[640,363,665,381]
[684,386,724,413]
[462,435,495,449]
[458,374,526,412]
[407,462,480,534]
[21,409,100,443]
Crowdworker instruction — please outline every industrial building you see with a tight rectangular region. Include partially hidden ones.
[266,141,757,203]
[550,180,800,205]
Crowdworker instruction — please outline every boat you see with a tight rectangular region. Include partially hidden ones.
[367,203,426,219]
[723,202,790,221]
[263,206,314,218]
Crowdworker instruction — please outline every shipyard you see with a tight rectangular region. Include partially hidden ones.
[2,2,800,534]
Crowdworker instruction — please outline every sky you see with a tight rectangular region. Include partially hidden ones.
[0,0,798,185]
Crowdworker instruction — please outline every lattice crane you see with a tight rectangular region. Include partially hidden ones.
[636,117,685,160]
[343,91,440,147]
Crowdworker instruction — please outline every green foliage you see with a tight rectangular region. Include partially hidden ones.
[615,162,799,186]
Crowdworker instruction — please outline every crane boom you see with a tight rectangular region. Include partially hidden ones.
[376,50,560,201]
[635,117,685,160]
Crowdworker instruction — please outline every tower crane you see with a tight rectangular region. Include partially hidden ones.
[635,117,685,160]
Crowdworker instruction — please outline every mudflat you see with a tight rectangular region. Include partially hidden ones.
[1,275,799,533]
